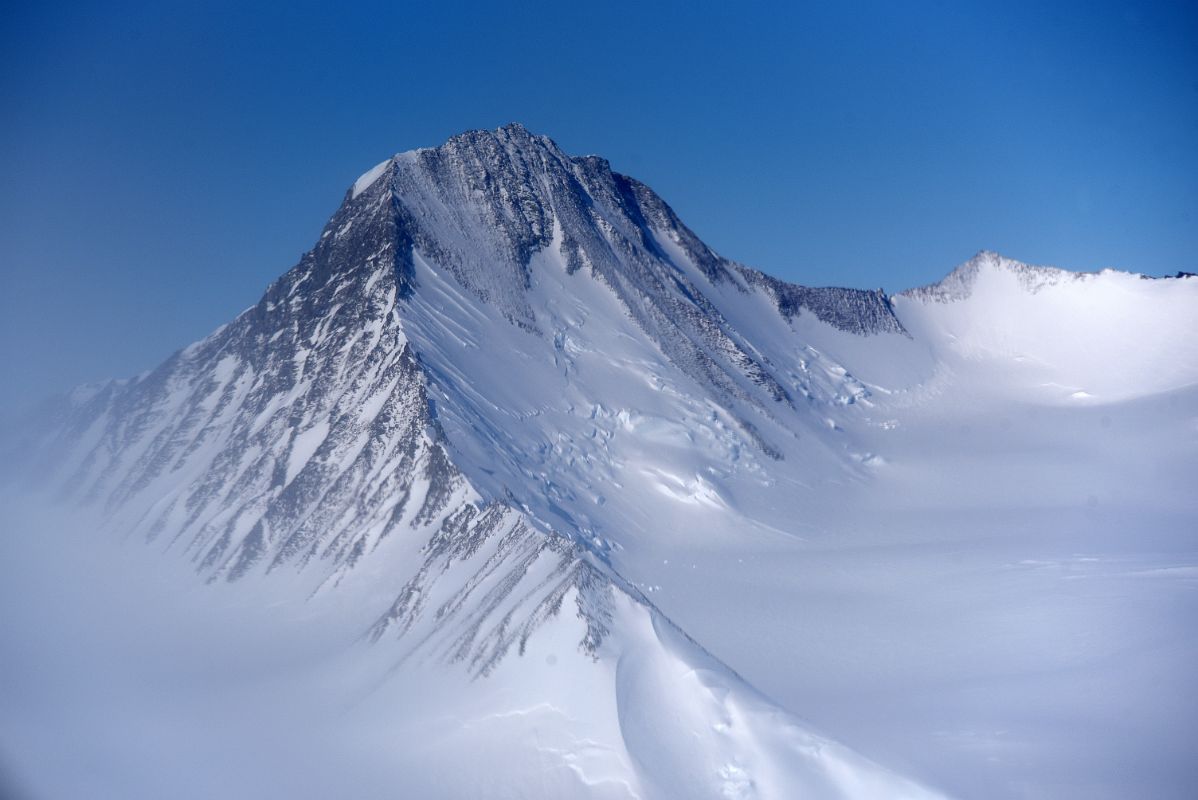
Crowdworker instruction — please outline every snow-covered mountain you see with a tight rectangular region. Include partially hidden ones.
[3,124,1196,800]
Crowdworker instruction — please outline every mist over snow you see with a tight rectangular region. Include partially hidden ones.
[2,126,1196,800]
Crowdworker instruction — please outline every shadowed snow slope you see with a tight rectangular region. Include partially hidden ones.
[2,125,1195,800]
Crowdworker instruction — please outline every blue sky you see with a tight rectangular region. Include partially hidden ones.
[1,0,1195,411]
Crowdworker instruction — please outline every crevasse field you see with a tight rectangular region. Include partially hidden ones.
[2,126,1195,800]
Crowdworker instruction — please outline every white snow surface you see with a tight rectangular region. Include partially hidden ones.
[351,158,392,199]
[2,126,1196,800]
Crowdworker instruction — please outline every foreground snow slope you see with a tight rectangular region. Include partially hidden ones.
[3,124,1195,799]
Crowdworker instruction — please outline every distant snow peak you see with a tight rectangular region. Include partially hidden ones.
[904,250,1091,302]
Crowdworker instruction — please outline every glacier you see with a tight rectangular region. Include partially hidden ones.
[1,124,1195,800]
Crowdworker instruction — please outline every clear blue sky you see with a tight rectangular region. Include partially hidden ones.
[2,0,1195,412]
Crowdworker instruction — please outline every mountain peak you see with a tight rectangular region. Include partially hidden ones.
[331,124,735,324]
[349,123,564,201]
[306,128,915,454]
[902,250,1087,301]
[440,121,565,158]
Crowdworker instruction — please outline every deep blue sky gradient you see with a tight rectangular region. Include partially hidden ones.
[2,0,1196,411]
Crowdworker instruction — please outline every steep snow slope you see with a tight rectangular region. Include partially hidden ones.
[2,125,1196,800]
